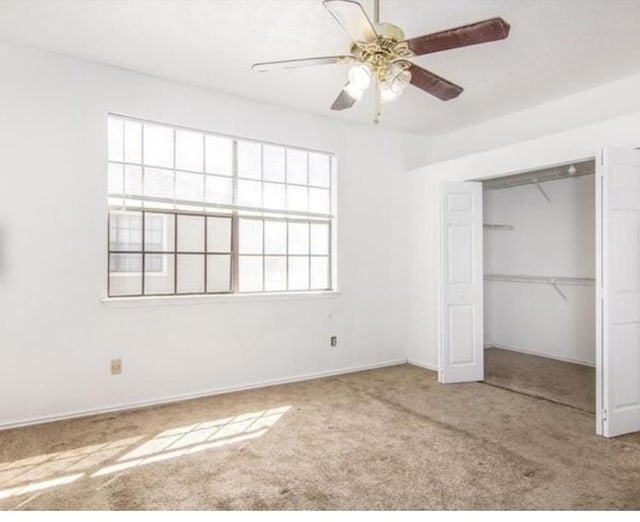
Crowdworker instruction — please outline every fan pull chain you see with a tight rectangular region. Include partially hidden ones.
[373,79,381,125]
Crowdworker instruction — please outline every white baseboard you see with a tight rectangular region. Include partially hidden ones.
[0,358,407,431]
[486,343,595,368]
[407,358,438,372]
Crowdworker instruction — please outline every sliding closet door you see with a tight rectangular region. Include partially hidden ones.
[599,147,640,437]
[439,182,483,383]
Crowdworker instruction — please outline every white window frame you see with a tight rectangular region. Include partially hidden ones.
[106,114,336,299]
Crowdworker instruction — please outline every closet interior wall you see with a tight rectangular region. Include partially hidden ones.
[482,161,596,366]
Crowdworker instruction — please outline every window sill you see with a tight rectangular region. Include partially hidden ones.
[101,290,341,308]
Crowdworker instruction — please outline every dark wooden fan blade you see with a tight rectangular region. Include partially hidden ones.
[323,0,378,43]
[251,55,355,72]
[406,63,463,101]
[330,88,357,111]
[405,17,510,56]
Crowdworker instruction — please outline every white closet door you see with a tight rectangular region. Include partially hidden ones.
[439,182,483,383]
[599,147,640,437]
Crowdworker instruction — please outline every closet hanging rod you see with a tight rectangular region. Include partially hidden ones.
[483,168,594,191]
[484,273,595,286]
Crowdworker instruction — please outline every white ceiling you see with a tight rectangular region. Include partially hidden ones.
[1,0,640,136]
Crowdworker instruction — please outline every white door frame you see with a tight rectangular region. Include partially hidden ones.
[439,155,607,434]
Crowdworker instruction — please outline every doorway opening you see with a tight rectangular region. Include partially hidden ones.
[480,159,596,413]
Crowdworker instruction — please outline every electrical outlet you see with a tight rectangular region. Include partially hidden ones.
[330,336,337,347]
[111,359,122,375]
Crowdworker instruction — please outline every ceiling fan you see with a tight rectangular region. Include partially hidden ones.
[251,0,510,123]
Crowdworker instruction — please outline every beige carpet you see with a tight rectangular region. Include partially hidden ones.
[1,364,639,510]
[485,348,596,413]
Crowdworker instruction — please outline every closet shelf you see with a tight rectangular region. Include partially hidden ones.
[484,273,595,301]
[484,273,595,286]
[483,224,514,230]
[482,160,595,191]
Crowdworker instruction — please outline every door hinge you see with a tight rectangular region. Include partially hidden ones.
[601,409,608,421]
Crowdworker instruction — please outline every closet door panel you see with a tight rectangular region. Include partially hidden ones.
[439,182,484,383]
[600,147,640,437]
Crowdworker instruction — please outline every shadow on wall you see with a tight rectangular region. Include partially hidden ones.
[0,405,290,503]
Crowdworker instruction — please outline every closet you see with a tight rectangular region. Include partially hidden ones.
[439,147,640,437]
[481,160,596,412]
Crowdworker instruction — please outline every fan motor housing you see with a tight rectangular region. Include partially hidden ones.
[351,22,414,71]
[374,23,405,42]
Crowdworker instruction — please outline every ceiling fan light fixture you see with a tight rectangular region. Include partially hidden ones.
[347,62,373,90]
[379,62,411,103]
[379,81,400,102]
[343,81,366,101]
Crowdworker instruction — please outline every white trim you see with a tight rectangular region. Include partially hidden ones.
[102,290,341,308]
[486,343,595,368]
[407,358,438,372]
[0,358,405,431]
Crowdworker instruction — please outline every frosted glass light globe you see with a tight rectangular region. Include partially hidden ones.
[344,81,365,100]
[380,63,411,103]
[347,63,373,91]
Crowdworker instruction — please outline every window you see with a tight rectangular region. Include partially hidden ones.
[107,115,335,297]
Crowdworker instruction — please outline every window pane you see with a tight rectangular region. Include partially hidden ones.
[205,175,233,205]
[287,185,308,212]
[145,213,174,252]
[108,163,124,195]
[264,221,286,254]
[109,254,142,296]
[263,145,285,182]
[207,216,232,253]
[108,117,124,162]
[309,153,331,187]
[239,256,263,292]
[286,149,307,185]
[310,223,329,255]
[175,129,203,172]
[237,179,262,207]
[288,222,309,255]
[238,141,261,179]
[175,171,204,203]
[239,218,263,254]
[177,255,205,293]
[177,215,205,252]
[143,167,173,200]
[110,253,143,272]
[144,124,174,168]
[310,257,329,289]
[265,256,286,291]
[144,254,175,295]
[109,212,142,251]
[207,254,231,293]
[288,257,309,291]
[124,120,142,164]
[124,165,143,199]
[309,188,330,214]
[205,135,232,176]
[263,183,285,210]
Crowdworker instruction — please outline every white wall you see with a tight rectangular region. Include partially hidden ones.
[406,74,640,369]
[418,72,640,168]
[0,42,419,428]
[484,174,596,365]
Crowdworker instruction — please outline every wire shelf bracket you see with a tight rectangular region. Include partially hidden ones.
[483,224,514,230]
